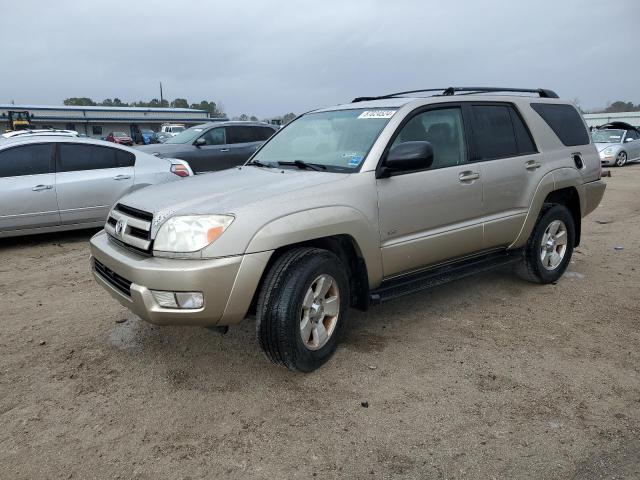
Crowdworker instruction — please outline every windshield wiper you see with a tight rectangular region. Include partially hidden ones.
[278,160,327,171]
[246,159,276,168]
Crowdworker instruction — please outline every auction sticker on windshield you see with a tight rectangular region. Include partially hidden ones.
[358,110,396,119]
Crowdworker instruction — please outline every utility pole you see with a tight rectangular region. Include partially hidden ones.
[159,82,164,107]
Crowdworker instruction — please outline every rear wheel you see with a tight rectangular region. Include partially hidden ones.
[256,248,349,372]
[516,204,575,284]
[615,151,627,167]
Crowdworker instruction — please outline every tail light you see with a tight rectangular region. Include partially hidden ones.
[171,164,191,177]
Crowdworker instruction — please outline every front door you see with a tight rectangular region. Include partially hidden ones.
[185,127,239,173]
[55,143,134,224]
[0,143,59,232]
[376,105,484,277]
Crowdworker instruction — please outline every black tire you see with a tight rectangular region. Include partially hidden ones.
[256,247,350,372]
[516,204,575,284]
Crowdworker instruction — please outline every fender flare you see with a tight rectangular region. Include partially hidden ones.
[245,206,384,287]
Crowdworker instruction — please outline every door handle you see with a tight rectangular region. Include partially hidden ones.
[113,175,131,180]
[32,184,53,191]
[458,171,480,182]
[525,160,542,170]
[220,148,229,152]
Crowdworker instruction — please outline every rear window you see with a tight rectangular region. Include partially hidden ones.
[253,126,276,141]
[58,144,134,172]
[530,103,589,146]
[226,126,255,144]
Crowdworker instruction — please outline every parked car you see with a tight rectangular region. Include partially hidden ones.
[0,136,193,238]
[140,129,158,145]
[159,124,185,137]
[592,122,640,167]
[106,131,134,146]
[137,122,277,173]
[90,87,605,372]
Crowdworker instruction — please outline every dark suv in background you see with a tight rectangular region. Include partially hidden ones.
[137,121,277,173]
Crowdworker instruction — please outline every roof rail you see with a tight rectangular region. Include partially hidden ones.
[351,87,559,102]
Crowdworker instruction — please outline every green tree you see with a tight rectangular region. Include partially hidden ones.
[100,98,114,106]
[249,115,258,121]
[282,112,297,124]
[604,101,637,113]
[238,114,249,121]
[190,100,226,118]
[63,97,96,106]
[171,98,189,108]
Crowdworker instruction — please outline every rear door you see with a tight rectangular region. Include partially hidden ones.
[225,126,263,164]
[0,143,59,232]
[467,103,543,248]
[55,143,134,224]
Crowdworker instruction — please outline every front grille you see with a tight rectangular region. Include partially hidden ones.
[93,259,132,296]
[105,203,154,253]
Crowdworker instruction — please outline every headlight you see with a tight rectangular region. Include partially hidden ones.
[154,215,234,253]
[603,148,614,156]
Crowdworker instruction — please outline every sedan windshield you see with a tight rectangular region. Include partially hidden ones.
[164,126,205,144]
[592,129,624,143]
[251,108,398,172]
[114,132,128,137]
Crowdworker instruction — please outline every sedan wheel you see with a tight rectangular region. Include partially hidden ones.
[615,151,627,167]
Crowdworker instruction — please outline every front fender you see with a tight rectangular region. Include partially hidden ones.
[245,206,383,287]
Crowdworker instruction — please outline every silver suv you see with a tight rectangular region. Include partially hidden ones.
[90,87,606,372]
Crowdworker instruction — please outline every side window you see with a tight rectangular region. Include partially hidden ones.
[625,130,638,141]
[530,103,589,146]
[116,149,136,167]
[253,126,276,141]
[226,126,255,144]
[509,108,537,154]
[58,144,119,172]
[0,144,53,178]
[470,105,518,160]
[92,125,103,135]
[202,128,226,145]
[391,107,467,169]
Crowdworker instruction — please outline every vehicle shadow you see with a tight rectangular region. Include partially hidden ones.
[0,227,102,250]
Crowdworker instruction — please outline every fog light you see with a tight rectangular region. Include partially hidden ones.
[151,290,203,309]
[175,292,204,309]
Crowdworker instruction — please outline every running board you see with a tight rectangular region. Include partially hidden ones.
[369,249,522,305]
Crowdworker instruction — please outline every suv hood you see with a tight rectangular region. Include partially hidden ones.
[117,166,349,235]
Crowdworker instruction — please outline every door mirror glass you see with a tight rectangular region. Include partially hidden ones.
[194,137,206,146]
[625,137,635,142]
[381,141,433,177]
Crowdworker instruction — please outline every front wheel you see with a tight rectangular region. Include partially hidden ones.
[615,151,627,167]
[256,248,350,372]
[516,204,575,284]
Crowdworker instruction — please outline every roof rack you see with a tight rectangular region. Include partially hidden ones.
[352,87,559,103]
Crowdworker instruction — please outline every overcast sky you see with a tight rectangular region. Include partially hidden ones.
[2,0,639,117]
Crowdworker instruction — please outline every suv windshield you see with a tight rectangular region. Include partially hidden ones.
[251,108,397,172]
[592,129,624,143]
[164,126,205,144]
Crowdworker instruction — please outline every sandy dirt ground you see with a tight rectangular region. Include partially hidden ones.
[1,166,639,480]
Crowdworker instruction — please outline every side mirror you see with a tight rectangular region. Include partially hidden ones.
[625,137,635,143]
[378,141,434,178]
[194,137,206,147]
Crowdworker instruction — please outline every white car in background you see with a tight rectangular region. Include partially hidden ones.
[0,135,193,238]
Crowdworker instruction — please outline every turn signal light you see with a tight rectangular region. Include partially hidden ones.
[171,164,191,177]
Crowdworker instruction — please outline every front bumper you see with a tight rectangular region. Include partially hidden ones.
[89,230,271,327]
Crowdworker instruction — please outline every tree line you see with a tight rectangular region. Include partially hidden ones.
[63,97,226,118]
[62,97,297,124]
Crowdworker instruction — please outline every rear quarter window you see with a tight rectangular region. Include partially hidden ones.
[530,103,590,146]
